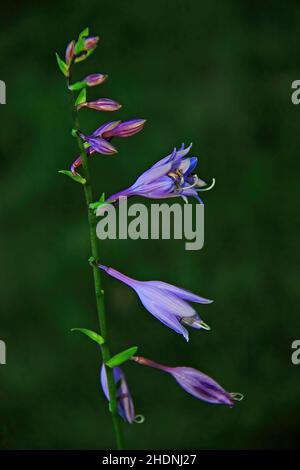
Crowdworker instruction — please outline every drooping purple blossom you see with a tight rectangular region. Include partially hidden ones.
[70,119,146,174]
[100,364,135,423]
[106,144,215,203]
[132,356,243,407]
[84,73,108,87]
[99,265,212,341]
[77,98,122,112]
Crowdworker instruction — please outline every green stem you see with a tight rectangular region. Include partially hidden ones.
[69,87,124,450]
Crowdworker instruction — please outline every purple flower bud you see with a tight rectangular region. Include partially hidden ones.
[100,365,135,423]
[103,119,146,138]
[92,120,121,138]
[84,73,108,87]
[81,134,118,155]
[77,98,122,112]
[132,356,243,407]
[65,40,75,65]
[99,265,212,341]
[84,36,99,50]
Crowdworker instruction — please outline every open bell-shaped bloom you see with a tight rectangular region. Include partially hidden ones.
[106,143,215,204]
[99,265,212,341]
[131,356,243,407]
[100,364,135,423]
[70,119,146,174]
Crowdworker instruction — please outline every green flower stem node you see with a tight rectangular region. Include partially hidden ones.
[106,346,138,368]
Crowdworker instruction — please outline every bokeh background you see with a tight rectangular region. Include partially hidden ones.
[0,0,299,450]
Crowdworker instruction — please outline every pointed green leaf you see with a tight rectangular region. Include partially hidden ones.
[71,328,104,346]
[78,27,89,39]
[106,346,138,368]
[75,88,86,106]
[55,53,69,77]
[59,170,86,185]
[69,81,86,91]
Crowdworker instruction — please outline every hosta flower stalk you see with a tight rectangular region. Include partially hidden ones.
[57,26,241,451]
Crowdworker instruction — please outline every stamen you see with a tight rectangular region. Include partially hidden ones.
[199,320,211,331]
[230,392,244,402]
[134,414,145,424]
[181,176,199,191]
[197,178,216,192]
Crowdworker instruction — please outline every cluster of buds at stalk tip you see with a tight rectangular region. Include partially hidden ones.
[70,119,146,174]
[56,26,146,180]
[58,28,243,429]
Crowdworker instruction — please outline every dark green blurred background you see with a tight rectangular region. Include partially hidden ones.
[0,0,299,450]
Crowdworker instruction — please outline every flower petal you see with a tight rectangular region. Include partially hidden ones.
[144,281,213,304]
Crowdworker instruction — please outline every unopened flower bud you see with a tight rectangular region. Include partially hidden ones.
[77,98,121,112]
[65,40,75,65]
[84,73,108,87]
[84,36,99,50]
[103,119,146,138]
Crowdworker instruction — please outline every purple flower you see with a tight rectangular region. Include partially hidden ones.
[70,120,146,174]
[65,40,75,65]
[99,265,212,341]
[104,119,146,138]
[106,144,215,203]
[84,73,108,87]
[80,133,118,155]
[100,364,135,423]
[77,98,122,112]
[132,356,243,407]
[84,36,99,50]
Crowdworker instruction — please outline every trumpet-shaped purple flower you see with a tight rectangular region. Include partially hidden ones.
[106,144,215,203]
[100,364,135,423]
[132,356,243,407]
[99,265,212,341]
[70,119,146,174]
[77,98,121,112]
